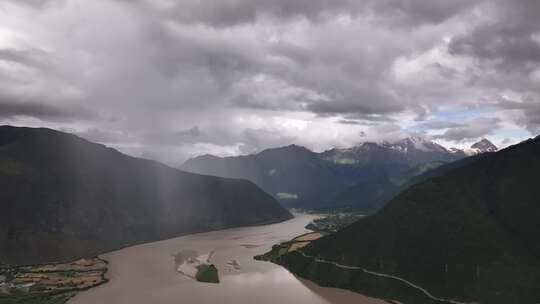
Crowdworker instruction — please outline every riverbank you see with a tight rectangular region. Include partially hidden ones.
[0,258,108,304]
[69,213,385,304]
[256,233,465,304]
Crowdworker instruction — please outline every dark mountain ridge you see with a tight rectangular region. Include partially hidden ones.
[0,126,292,266]
[281,136,540,304]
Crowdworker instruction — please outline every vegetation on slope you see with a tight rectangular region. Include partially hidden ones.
[316,161,447,214]
[318,177,399,213]
[281,136,540,304]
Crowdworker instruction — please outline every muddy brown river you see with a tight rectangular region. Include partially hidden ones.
[69,214,385,304]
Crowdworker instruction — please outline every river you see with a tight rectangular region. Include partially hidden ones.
[69,213,385,304]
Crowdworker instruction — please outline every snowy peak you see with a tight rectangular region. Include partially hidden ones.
[322,136,498,165]
[328,137,450,155]
[322,137,453,163]
[372,137,497,155]
[391,137,449,153]
[470,138,498,153]
[440,138,497,156]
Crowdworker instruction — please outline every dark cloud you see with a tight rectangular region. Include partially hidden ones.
[370,0,473,26]
[307,92,404,117]
[449,25,540,73]
[416,120,465,130]
[0,99,96,122]
[177,126,201,137]
[136,0,361,28]
[0,48,53,71]
[132,0,474,28]
[0,0,536,164]
[444,0,540,138]
[1,0,65,8]
[448,0,540,79]
[338,120,363,125]
[434,117,502,141]
[340,114,395,124]
[496,95,540,133]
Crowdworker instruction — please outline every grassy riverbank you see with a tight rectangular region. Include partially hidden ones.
[0,258,108,304]
[256,233,455,304]
[254,232,322,262]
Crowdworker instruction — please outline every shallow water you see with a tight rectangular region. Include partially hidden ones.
[69,214,385,304]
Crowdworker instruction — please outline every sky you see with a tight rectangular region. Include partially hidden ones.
[0,0,539,166]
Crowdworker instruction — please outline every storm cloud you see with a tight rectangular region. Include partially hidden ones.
[0,0,538,165]
[0,99,95,121]
[434,117,502,142]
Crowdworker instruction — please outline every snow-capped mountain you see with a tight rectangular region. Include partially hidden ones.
[469,138,498,153]
[381,136,450,154]
[452,138,499,156]
[321,137,497,165]
[182,136,498,210]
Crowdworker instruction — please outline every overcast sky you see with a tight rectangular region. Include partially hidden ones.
[0,0,539,165]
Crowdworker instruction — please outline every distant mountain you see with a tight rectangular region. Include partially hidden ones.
[182,137,496,210]
[319,176,399,214]
[320,161,447,213]
[447,138,498,156]
[0,126,292,266]
[321,137,460,166]
[280,136,540,304]
[183,144,347,209]
[470,138,498,153]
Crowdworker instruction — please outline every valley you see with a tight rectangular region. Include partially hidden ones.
[68,213,386,304]
[269,136,540,304]
[1,1,536,303]
[2,126,530,304]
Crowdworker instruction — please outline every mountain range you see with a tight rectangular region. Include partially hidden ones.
[182,137,497,212]
[279,136,540,304]
[0,126,292,266]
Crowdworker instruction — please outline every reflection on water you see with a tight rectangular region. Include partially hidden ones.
[69,214,385,304]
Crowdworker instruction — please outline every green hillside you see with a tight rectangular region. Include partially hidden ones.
[279,136,540,304]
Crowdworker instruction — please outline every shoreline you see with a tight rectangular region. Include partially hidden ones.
[255,230,400,304]
[67,212,386,304]
[257,233,460,304]
[1,214,293,269]
[0,215,297,304]
[0,257,110,304]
